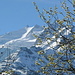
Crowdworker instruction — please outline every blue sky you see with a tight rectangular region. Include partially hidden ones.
[0,0,68,35]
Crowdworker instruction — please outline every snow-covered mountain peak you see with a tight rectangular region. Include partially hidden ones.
[0,25,43,49]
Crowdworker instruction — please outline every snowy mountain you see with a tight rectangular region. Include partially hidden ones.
[0,25,43,49]
[0,25,75,75]
[0,25,43,75]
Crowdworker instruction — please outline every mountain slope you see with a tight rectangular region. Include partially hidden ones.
[0,46,42,75]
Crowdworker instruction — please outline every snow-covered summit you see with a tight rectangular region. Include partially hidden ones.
[0,25,43,49]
